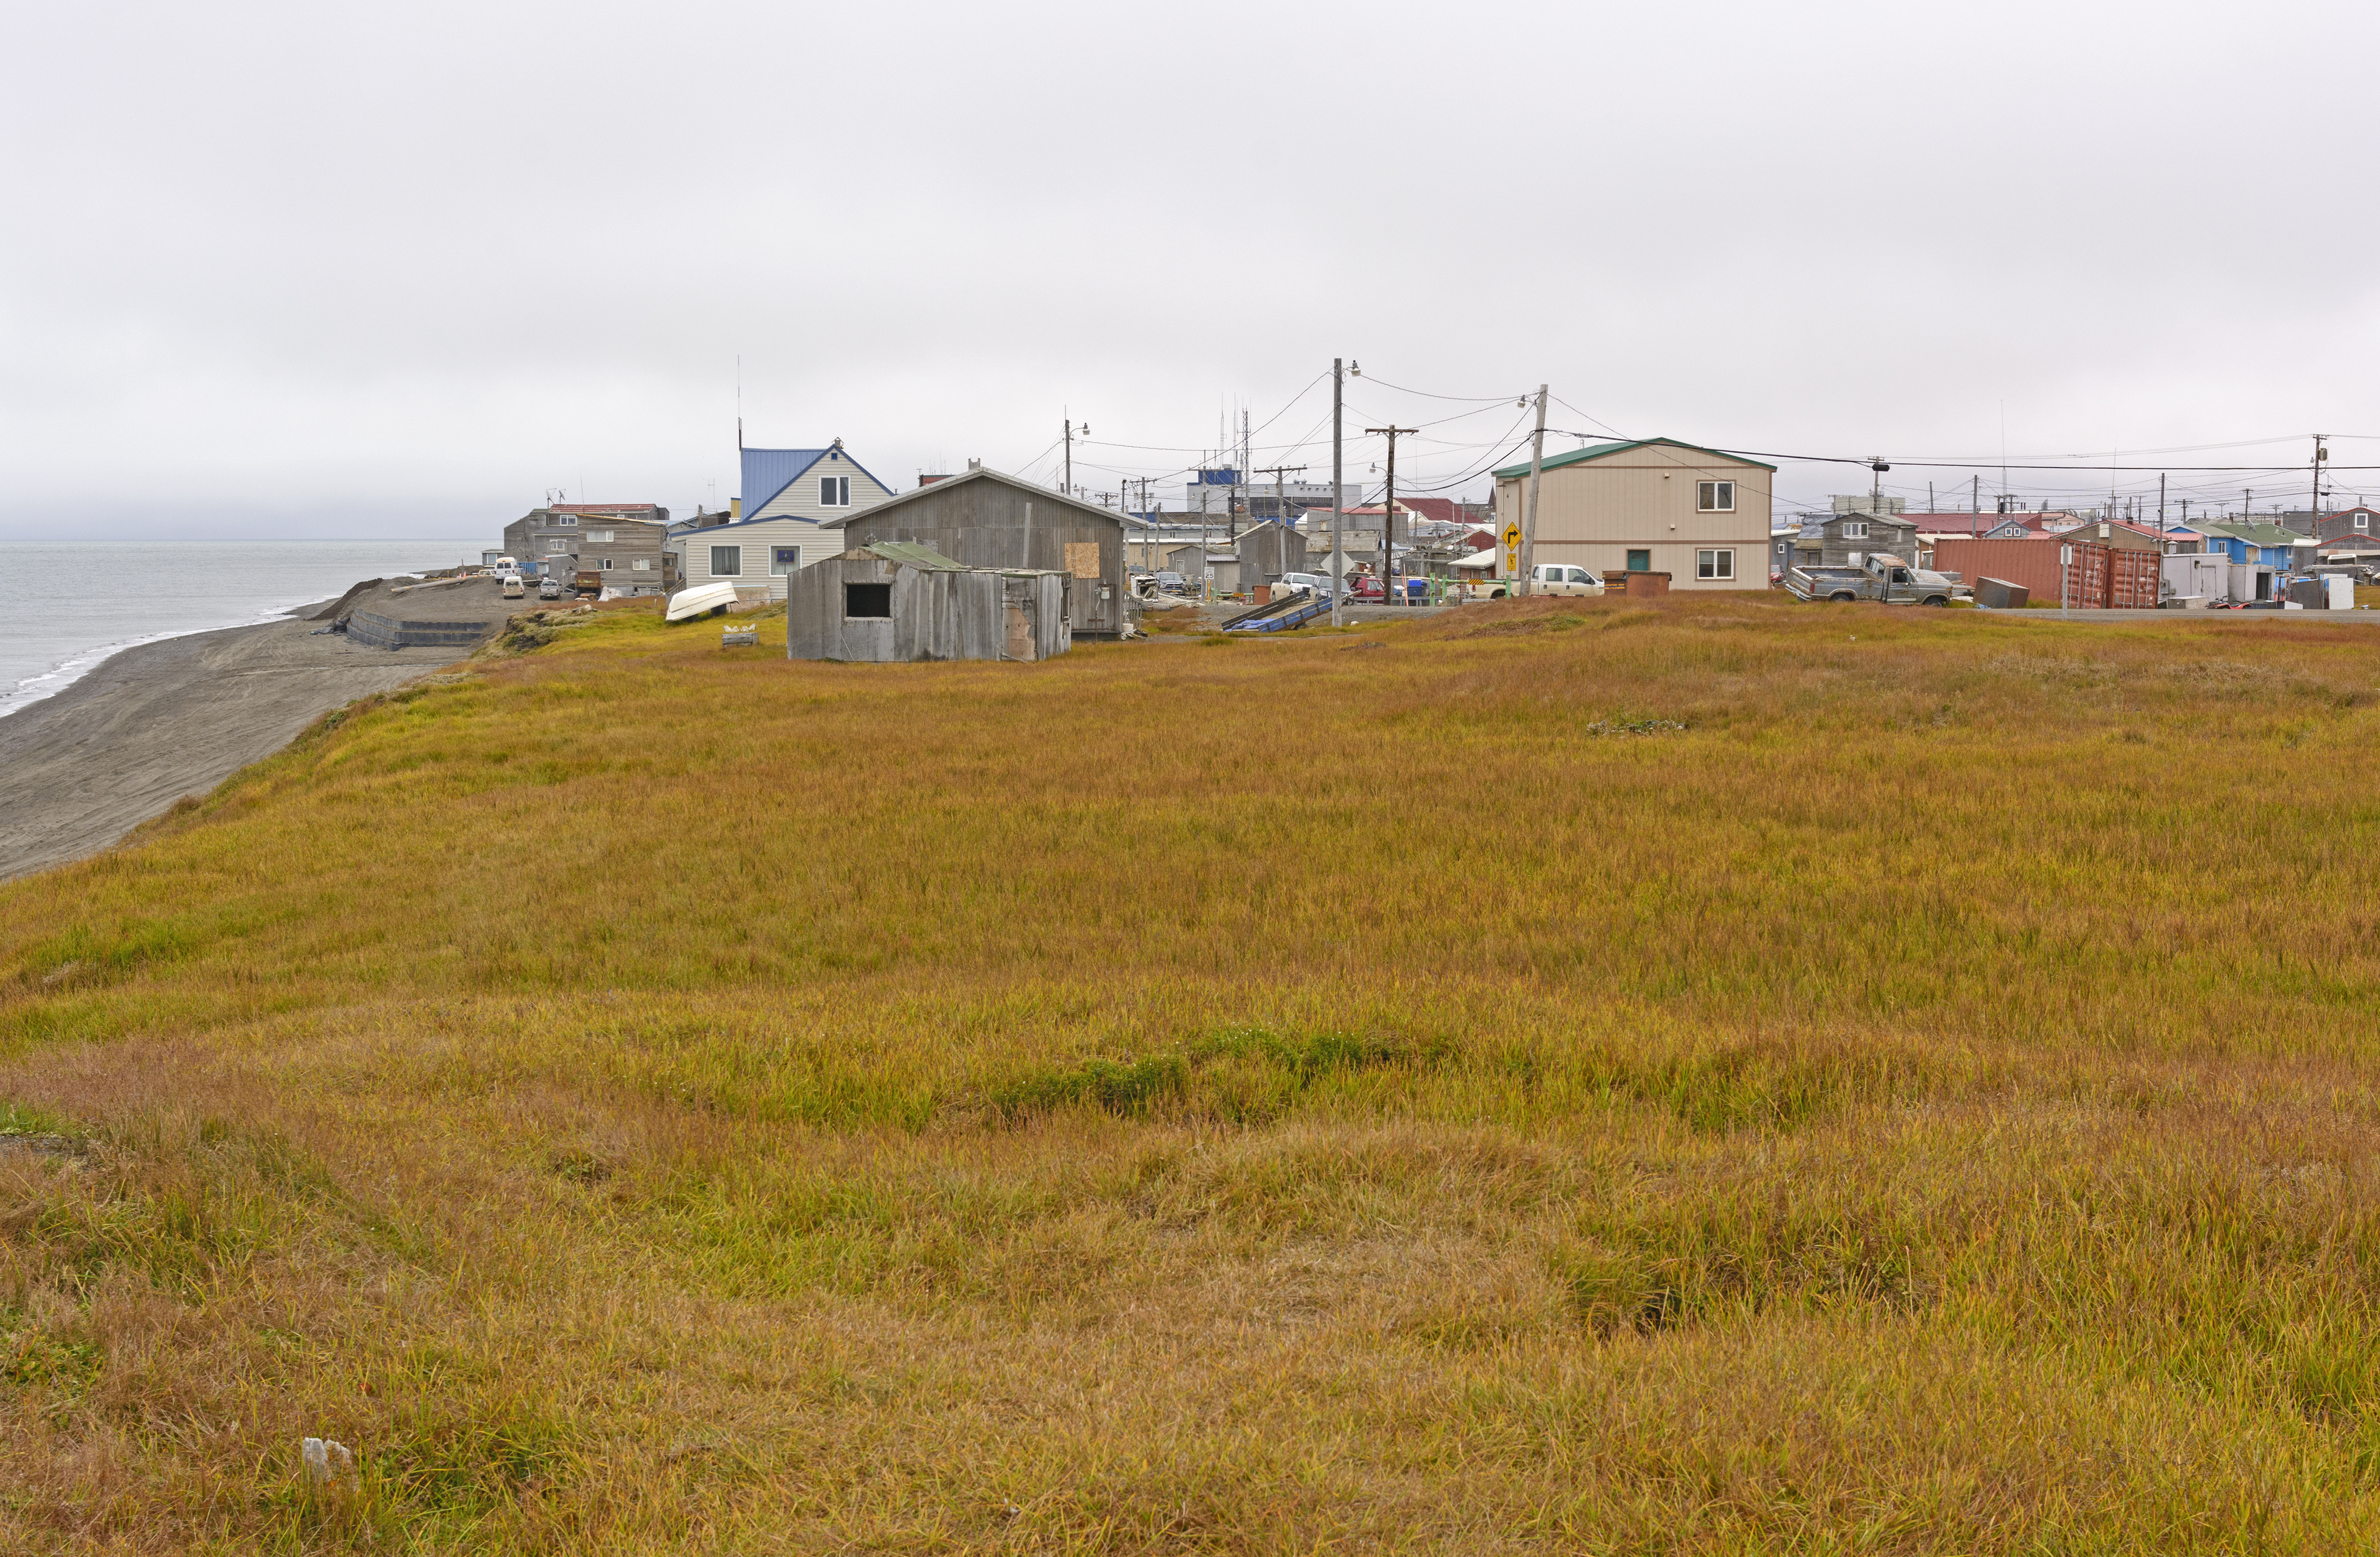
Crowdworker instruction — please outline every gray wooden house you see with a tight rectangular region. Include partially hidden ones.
[1236,519,1306,588]
[1790,511,1922,569]
[785,542,1070,663]
[821,467,1133,637]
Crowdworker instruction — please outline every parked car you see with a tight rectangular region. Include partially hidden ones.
[1277,571,1333,598]
[1783,553,1968,606]
[500,574,525,600]
[538,577,563,600]
[1350,575,1430,602]
[1152,570,1189,592]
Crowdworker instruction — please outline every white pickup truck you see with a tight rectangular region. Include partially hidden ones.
[1784,553,1969,606]
[1465,564,1605,601]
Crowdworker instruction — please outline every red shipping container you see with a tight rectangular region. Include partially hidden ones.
[1932,538,2063,602]
[1934,537,2159,609]
[2069,543,2161,609]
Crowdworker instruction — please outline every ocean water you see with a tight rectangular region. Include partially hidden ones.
[0,539,488,719]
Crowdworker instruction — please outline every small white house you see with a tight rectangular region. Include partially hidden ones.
[668,439,900,601]
[666,516,830,602]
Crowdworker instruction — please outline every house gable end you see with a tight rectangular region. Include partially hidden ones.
[745,443,899,524]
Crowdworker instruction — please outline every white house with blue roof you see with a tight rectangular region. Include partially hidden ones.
[666,440,899,600]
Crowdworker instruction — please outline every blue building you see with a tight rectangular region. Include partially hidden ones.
[2197,520,2313,571]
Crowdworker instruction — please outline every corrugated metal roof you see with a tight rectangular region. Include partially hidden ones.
[740,447,828,519]
[741,443,897,519]
[865,541,967,570]
[2200,520,2313,547]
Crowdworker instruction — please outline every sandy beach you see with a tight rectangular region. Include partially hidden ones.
[0,576,506,881]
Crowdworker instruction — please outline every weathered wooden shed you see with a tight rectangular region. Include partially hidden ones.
[784,542,1070,663]
[822,467,1133,637]
[1236,520,1307,587]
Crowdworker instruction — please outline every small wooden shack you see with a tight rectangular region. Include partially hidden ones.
[823,466,1132,637]
[784,542,1070,663]
[1235,519,1307,588]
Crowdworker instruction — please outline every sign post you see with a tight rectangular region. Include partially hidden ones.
[1502,521,1521,583]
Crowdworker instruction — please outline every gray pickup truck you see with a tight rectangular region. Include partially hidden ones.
[1784,553,1969,606]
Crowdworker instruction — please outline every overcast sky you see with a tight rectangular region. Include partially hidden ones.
[6,0,2377,540]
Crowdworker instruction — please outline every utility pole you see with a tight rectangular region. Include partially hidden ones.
[1332,359,1345,627]
[2158,472,2166,535]
[1255,464,1307,528]
[1519,385,1548,596]
[1063,411,1070,495]
[1367,425,1418,605]
[2313,434,2329,539]
[1972,475,1980,532]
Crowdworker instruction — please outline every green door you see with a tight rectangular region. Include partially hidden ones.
[1626,550,1651,572]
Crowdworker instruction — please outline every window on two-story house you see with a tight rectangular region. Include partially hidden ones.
[771,546,803,575]
[1842,521,1869,539]
[1697,549,1735,580]
[711,546,742,576]
[600,557,614,570]
[1696,481,1736,512]
[554,515,577,526]
[821,476,850,507]
[586,529,614,544]
[630,558,652,571]
[546,538,569,553]
[2357,512,2370,532]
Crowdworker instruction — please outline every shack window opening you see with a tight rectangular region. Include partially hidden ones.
[845,582,892,618]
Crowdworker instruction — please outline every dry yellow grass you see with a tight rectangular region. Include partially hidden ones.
[4,593,2380,1551]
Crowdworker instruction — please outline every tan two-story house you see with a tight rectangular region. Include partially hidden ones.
[1490,438,1773,588]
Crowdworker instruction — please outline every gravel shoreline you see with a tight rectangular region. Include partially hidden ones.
[0,576,504,881]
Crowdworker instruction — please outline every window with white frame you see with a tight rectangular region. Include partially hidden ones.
[771,546,802,575]
[630,557,652,570]
[2358,512,2370,531]
[821,476,850,507]
[586,529,614,544]
[1842,520,1868,538]
[600,557,614,570]
[1697,480,1736,512]
[711,545,742,576]
[546,537,569,553]
[1697,549,1735,580]
[553,515,576,525]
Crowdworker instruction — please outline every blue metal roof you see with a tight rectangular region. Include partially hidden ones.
[740,443,896,519]
[741,447,828,520]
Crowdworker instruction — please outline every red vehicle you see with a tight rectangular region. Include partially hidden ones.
[1349,575,1430,603]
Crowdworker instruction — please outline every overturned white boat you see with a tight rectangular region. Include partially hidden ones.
[664,582,739,622]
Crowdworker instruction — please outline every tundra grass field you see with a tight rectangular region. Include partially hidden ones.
[4,594,2380,1552]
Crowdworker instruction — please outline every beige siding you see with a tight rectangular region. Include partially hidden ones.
[669,518,826,600]
[1495,446,1772,589]
[750,449,899,524]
